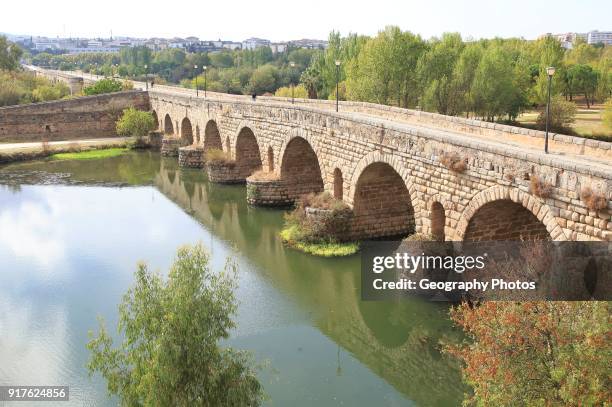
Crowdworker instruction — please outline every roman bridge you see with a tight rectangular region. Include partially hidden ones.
[148,89,611,242]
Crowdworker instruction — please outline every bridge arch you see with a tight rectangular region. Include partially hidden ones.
[204,120,223,152]
[279,129,324,201]
[180,117,193,145]
[151,110,159,130]
[350,159,416,239]
[456,185,566,241]
[235,126,262,178]
[163,114,174,135]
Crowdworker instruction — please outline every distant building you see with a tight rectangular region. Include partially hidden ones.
[222,41,242,51]
[242,37,271,50]
[270,42,288,53]
[288,39,328,50]
[587,30,612,45]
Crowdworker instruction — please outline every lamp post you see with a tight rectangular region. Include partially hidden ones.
[290,61,296,104]
[335,60,341,112]
[194,65,199,97]
[144,64,148,91]
[544,66,556,154]
[203,65,207,98]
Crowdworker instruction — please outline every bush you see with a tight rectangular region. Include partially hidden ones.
[530,175,554,198]
[87,244,264,406]
[205,148,232,164]
[446,301,610,406]
[83,78,125,95]
[284,192,353,243]
[580,186,608,211]
[536,95,577,132]
[116,108,156,141]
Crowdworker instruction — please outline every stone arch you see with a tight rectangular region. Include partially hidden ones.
[195,125,200,144]
[280,133,324,201]
[267,146,274,172]
[163,114,174,135]
[204,120,222,152]
[430,201,445,241]
[235,127,262,178]
[333,168,343,200]
[456,185,566,241]
[350,161,416,239]
[180,117,193,145]
[151,110,159,130]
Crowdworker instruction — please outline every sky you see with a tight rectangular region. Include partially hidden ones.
[2,0,610,41]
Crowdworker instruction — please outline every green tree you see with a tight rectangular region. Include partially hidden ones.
[0,36,23,70]
[116,107,156,142]
[87,244,263,406]
[247,65,278,94]
[536,95,577,132]
[567,64,599,108]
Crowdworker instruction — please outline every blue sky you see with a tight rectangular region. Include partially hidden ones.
[2,0,610,41]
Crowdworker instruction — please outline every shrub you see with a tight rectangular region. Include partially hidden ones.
[83,78,124,95]
[440,152,468,173]
[536,95,577,132]
[205,148,232,164]
[530,175,553,198]
[446,301,610,406]
[274,84,308,99]
[580,186,608,211]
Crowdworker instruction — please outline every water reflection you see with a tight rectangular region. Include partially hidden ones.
[0,152,465,406]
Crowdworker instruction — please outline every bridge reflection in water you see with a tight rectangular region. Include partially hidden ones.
[153,156,466,406]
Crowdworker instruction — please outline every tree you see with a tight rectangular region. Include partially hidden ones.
[87,244,264,406]
[247,65,278,95]
[0,36,23,71]
[274,84,308,98]
[116,107,156,143]
[83,78,125,95]
[567,64,599,108]
[446,302,610,406]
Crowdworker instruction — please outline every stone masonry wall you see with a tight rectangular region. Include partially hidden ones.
[246,178,292,206]
[149,91,612,242]
[0,91,149,142]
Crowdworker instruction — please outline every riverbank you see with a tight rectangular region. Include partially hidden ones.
[0,137,130,164]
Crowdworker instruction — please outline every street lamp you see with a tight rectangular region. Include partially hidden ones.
[194,65,199,97]
[203,65,207,98]
[290,61,296,104]
[544,66,556,154]
[144,64,148,91]
[335,60,341,112]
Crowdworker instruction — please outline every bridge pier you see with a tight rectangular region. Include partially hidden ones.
[161,137,181,157]
[178,146,204,168]
[205,161,244,184]
[246,177,293,207]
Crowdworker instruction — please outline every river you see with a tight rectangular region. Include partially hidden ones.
[0,151,465,406]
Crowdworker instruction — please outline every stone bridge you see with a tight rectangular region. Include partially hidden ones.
[149,90,611,242]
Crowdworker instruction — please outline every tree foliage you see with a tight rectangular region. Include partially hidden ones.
[83,78,127,95]
[0,36,23,71]
[116,108,156,139]
[536,95,577,132]
[87,244,264,407]
[446,301,610,406]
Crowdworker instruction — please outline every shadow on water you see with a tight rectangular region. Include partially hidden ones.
[0,151,466,406]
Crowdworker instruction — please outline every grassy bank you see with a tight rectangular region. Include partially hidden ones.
[280,225,359,257]
[50,147,128,161]
[0,141,129,165]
